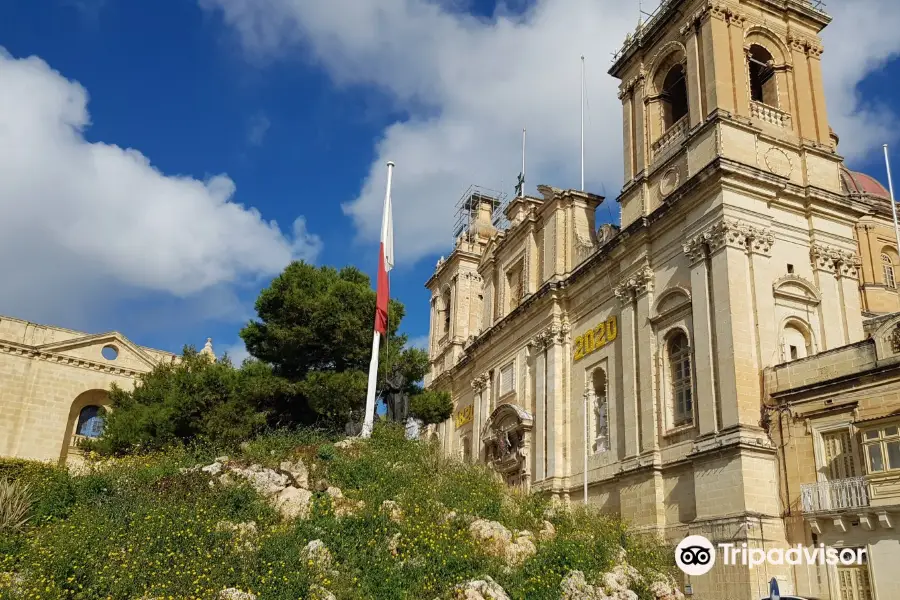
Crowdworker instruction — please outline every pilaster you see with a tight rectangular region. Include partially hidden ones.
[614,267,653,457]
[684,238,719,435]
[810,243,863,348]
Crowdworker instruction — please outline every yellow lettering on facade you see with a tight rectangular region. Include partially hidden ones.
[574,316,619,361]
[455,404,474,428]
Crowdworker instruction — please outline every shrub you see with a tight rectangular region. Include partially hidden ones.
[0,478,32,533]
[408,389,453,426]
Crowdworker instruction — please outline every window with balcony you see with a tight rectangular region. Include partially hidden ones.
[661,64,688,131]
[748,44,778,107]
[863,424,900,473]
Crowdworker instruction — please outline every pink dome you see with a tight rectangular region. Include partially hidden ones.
[841,167,891,199]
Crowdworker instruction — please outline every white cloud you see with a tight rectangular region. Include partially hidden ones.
[247,111,271,146]
[221,338,251,364]
[407,334,430,351]
[201,0,900,265]
[0,49,322,328]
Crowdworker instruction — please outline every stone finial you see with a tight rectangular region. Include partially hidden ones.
[200,337,216,360]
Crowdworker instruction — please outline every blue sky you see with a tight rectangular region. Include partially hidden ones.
[0,0,899,361]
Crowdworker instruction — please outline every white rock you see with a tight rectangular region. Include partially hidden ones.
[559,571,610,600]
[274,486,313,520]
[468,519,536,566]
[380,500,404,523]
[201,462,224,476]
[453,576,511,600]
[302,539,333,572]
[309,584,337,600]
[538,520,556,541]
[215,521,258,552]
[218,589,255,600]
[646,572,686,600]
[279,459,309,488]
[334,438,358,449]
[228,464,290,497]
[325,486,344,500]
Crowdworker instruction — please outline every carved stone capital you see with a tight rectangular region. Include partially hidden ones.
[614,266,654,305]
[471,373,490,393]
[618,72,646,101]
[810,243,860,278]
[787,32,824,57]
[687,218,774,257]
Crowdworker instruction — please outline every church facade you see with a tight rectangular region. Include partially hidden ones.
[0,314,189,465]
[424,1,900,598]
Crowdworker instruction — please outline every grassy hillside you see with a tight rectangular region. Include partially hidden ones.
[0,426,681,600]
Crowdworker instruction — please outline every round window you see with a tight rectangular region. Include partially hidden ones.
[101,345,119,361]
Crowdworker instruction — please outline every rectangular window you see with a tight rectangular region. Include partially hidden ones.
[862,424,900,473]
[823,430,857,480]
[506,259,525,313]
[787,264,794,274]
[790,345,799,360]
[499,361,516,396]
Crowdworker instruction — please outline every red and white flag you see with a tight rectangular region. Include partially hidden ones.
[375,172,394,335]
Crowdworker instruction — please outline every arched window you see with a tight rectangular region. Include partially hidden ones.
[668,332,693,427]
[661,64,688,130]
[441,288,452,335]
[883,253,896,289]
[75,405,105,438]
[592,369,609,453]
[748,45,778,107]
[782,321,812,362]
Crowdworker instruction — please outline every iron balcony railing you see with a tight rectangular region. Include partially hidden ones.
[800,477,870,514]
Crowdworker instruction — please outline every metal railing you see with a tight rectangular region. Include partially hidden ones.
[800,477,869,513]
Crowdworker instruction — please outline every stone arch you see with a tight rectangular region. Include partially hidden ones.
[480,403,533,488]
[59,388,110,464]
[662,327,694,428]
[654,286,692,318]
[439,284,453,336]
[780,317,815,362]
[646,41,688,96]
[773,275,821,305]
[870,313,900,360]
[743,27,790,65]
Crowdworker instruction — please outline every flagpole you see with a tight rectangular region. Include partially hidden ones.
[521,128,526,198]
[884,145,900,260]
[581,55,585,192]
[583,386,589,503]
[362,161,395,438]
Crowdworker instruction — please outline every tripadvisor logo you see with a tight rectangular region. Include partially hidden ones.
[675,535,867,576]
[675,535,716,576]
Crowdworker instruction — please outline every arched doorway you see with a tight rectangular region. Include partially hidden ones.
[59,389,110,464]
[481,403,533,489]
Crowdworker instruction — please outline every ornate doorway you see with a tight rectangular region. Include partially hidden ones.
[481,403,533,489]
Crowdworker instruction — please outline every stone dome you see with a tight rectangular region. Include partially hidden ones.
[840,166,891,199]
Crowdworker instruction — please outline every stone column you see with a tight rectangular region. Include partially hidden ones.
[615,273,643,458]
[681,23,704,126]
[531,334,548,482]
[546,321,567,481]
[810,243,852,350]
[684,238,719,436]
[634,274,657,453]
[707,219,760,429]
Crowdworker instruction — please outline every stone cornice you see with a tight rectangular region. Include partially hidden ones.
[0,341,147,377]
[810,242,861,278]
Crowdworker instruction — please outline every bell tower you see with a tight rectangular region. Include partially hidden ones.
[611,0,842,228]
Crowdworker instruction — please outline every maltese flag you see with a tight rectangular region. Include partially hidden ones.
[374,163,394,336]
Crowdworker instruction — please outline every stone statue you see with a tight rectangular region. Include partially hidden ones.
[383,370,409,424]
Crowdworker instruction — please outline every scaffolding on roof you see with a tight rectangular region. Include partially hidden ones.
[453,185,506,243]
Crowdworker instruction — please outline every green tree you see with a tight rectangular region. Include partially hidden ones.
[408,389,453,426]
[92,348,292,455]
[240,261,429,428]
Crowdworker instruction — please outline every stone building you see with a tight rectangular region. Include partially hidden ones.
[0,314,189,464]
[424,0,900,598]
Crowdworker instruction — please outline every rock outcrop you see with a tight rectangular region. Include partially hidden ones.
[468,519,536,566]
[453,576,511,600]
